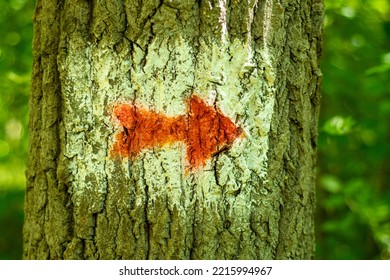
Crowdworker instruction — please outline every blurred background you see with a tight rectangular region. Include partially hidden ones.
[0,0,32,259]
[0,0,389,259]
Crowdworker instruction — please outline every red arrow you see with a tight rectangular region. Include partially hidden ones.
[112,95,242,169]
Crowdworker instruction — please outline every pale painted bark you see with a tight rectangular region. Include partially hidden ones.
[24,0,323,259]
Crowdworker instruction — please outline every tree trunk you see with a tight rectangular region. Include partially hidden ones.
[24,0,323,260]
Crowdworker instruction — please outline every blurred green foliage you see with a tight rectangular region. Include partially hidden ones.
[317,0,390,259]
[0,0,33,259]
[0,0,389,259]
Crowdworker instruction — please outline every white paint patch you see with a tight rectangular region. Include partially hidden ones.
[58,40,132,208]
[58,11,277,217]
[218,0,228,43]
[261,0,277,88]
[263,0,274,51]
[208,0,213,10]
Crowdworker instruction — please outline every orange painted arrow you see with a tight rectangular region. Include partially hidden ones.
[112,95,242,169]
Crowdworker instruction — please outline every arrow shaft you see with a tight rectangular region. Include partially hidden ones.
[113,105,186,157]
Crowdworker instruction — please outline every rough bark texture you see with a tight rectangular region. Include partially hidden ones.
[24,0,323,259]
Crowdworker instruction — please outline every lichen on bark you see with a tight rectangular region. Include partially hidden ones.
[24,0,323,260]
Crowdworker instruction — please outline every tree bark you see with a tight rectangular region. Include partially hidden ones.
[24,0,323,259]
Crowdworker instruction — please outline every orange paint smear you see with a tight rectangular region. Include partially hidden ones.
[186,96,242,168]
[112,105,186,158]
[112,95,242,170]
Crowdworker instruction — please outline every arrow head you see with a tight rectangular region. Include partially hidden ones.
[187,96,242,168]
